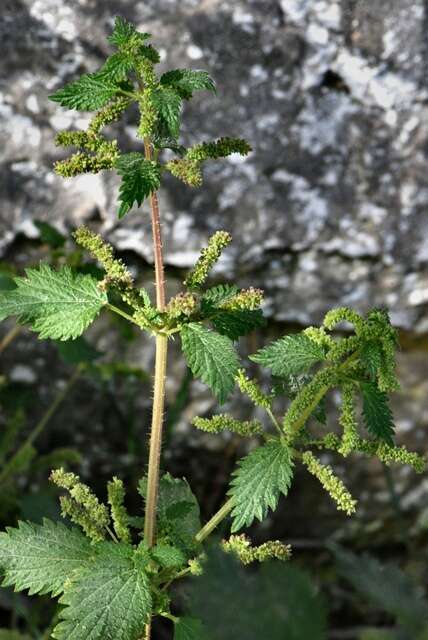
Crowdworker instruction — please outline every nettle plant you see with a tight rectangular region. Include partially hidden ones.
[0,17,425,640]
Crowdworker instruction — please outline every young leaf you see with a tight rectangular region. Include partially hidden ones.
[360,339,383,380]
[108,16,150,48]
[211,309,265,340]
[152,543,186,569]
[0,519,92,597]
[180,322,239,403]
[115,153,161,218]
[139,473,201,553]
[53,542,151,640]
[200,284,239,312]
[360,382,395,445]
[160,69,216,100]
[250,334,325,377]
[174,617,208,640]
[98,52,134,82]
[228,440,294,532]
[49,73,122,111]
[151,86,182,139]
[0,264,107,340]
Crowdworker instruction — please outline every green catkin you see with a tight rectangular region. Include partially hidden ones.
[54,141,119,178]
[165,159,202,187]
[222,534,291,565]
[107,477,131,544]
[301,451,357,515]
[184,231,232,289]
[323,307,365,334]
[192,414,263,437]
[188,558,204,576]
[186,137,252,162]
[283,368,338,433]
[73,226,133,288]
[55,130,102,153]
[235,369,271,410]
[88,97,131,135]
[326,335,361,363]
[137,89,158,139]
[166,292,197,319]
[219,287,264,311]
[338,384,360,456]
[59,495,106,543]
[303,326,334,349]
[50,468,110,542]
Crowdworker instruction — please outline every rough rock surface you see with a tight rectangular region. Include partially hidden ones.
[1,0,428,330]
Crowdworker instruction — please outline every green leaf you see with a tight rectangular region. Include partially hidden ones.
[181,323,239,403]
[152,87,182,140]
[330,544,428,635]
[360,382,395,445]
[108,16,150,48]
[360,340,383,380]
[49,73,122,111]
[160,69,216,100]
[115,153,161,218]
[185,546,327,640]
[200,284,239,311]
[34,220,66,249]
[174,617,208,640]
[0,265,107,340]
[139,473,201,554]
[53,542,151,640]
[98,52,134,82]
[228,440,294,532]
[211,309,265,340]
[152,543,186,569]
[250,333,325,377]
[0,519,92,597]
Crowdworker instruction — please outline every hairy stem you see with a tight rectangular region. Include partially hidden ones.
[0,365,82,486]
[195,498,234,543]
[143,138,168,640]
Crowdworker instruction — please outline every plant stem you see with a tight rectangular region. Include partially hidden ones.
[142,138,168,640]
[195,498,235,543]
[0,324,21,355]
[107,303,141,327]
[0,365,82,486]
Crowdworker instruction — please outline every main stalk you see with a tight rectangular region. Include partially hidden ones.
[143,139,168,639]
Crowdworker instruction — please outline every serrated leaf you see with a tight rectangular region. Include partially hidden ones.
[228,440,294,532]
[360,340,383,379]
[185,546,327,640]
[152,86,182,140]
[200,284,239,312]
[108,16,150,48]
[53,542,151,640]
[160,69,216,100]
[139,473,200,554]
[360,382,395,445]
[115,153,161,218]
[152,543,186,569]
[49,73,122,111]
[250,334,325,377]
[174,617,208,640]
[211,309,265,340]
[0,519,92,597]
[330,544,428,635]
[55,336,101,365]
[181,323,239,403]
[98,52,134,82]
[0,264,107,340]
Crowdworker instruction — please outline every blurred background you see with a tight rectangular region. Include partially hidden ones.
[0,1,427,639]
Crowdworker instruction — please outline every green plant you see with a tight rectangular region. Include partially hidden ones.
[0,17,425,640]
